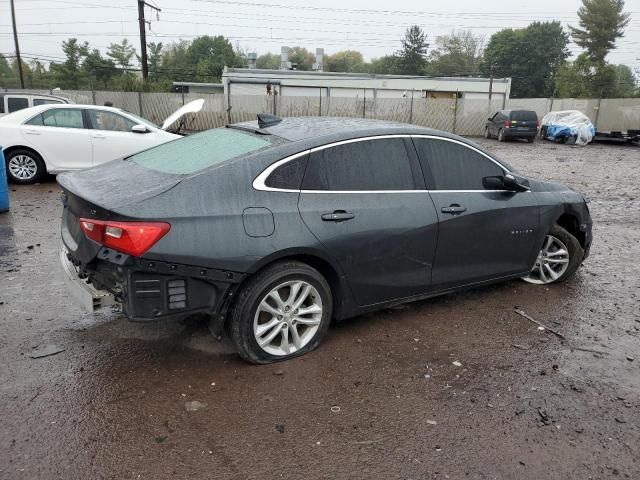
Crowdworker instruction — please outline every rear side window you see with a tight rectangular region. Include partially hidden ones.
[0,96,4,113]
[510,111,537,121]
[413,138,504,190]
[302,138,415,191]
[265,155,308,190]
[130,128,273,175]
[33,98,63,106]
[7,97,29,113]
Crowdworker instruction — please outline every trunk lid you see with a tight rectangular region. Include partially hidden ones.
[58,159,183,263]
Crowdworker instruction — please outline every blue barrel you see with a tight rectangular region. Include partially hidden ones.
[0,146,9,213]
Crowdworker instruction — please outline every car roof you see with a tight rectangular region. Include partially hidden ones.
[0,103,136,123]
[232,116,448,143]
[0,91,69,102]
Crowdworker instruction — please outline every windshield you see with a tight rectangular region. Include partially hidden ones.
[128,128,274,175]
[120,109,159,129]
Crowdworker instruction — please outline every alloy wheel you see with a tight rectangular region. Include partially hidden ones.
[253,280,323,356]
[522,234,570,284]
[8,154,38,181]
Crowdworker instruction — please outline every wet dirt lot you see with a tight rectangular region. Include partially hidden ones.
[1,139,639,480]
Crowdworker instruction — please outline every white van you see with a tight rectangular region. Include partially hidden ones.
[0,92,70,117]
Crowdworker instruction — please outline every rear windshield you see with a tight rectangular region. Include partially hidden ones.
[510,111,537,121]
[129,128,273,174]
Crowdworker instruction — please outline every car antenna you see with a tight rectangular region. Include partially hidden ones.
[257,113,282,129]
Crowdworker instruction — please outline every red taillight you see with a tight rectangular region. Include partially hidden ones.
[79,218,170,257]
[504,120,510,129]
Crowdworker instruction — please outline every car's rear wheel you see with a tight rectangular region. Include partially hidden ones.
[522,225,583,285]
[498,129,506,142]
[6,149,46,184]
[229,261,332,364]
[527,136,535,143]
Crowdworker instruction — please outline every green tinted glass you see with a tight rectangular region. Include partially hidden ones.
[130,128,272,174]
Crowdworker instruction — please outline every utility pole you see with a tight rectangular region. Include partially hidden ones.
[10,0,24,88]
[137,0,161,80]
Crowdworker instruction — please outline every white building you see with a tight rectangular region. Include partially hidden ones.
[222,68,511,103]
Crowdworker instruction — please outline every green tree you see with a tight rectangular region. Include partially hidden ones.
[426,30,483,76]
[0,54,13,86]
[555,54,638,98]
[396,25,428,75]
[160,40,192,80]
[287,46,315,71]
[83,49,116,89]
[49,38,90,89]
[256,52,280,69]
[325,50,367,73]
[186,35,244,81]
[147,42,163,79]
[367,55,398,74]
[482,22,569,97]
[107,38,136,71]
[569,0,630,63]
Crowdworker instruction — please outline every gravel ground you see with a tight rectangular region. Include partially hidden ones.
[0,138,639,480]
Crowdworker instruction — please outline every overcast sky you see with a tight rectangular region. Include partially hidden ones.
[1,0,639,74]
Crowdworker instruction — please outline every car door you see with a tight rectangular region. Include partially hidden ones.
[21,107,93,171]
[86,109,165,166]
[412,136,540,290]
[297,136,439,306]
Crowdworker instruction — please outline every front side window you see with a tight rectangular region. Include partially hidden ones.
[38,108,85,129]
[7,97,29,113]
[87,110,136,132]
[413,138,504,190]
[302,138,415,191]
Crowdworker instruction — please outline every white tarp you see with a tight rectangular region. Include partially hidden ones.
[541,110,595,146]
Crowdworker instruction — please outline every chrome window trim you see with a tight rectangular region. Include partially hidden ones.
[252,134,513,194]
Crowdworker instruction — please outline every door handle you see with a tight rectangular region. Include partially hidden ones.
[92,134,106,139]
[24,130,40,135]
[321,210,355,222]
[441,204,467,214]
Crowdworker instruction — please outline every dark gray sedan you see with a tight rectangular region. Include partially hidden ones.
[59,116,592,363]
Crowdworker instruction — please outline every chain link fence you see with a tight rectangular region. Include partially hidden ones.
[30,89,640,135]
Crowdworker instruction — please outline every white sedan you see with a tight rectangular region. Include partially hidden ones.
[0,100,203,184]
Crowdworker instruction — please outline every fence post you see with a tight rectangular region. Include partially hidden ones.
[181,91,185,106]
[319,88,322,117]
[273,93,277,116]
[137,91,143,117]
[594,90,603,129]
[362,89,366,118]
[452,91,459,134]
[91,90,96,105]
[409,90,414,124]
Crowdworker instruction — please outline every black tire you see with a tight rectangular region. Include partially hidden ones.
[484,127,491,139]
[229,261,333,364]
[498,129,506,142]
[5,149,46,184]
[549,224,583,282]
[527,136,535,143]
[522,224,584,285]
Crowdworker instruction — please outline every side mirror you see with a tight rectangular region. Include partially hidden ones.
[482,175,505,190]
[131,124,149,134]
[483,174,529,192]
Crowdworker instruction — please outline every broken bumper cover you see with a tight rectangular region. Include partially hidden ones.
[60,248,116,312]
[61,247,244,321]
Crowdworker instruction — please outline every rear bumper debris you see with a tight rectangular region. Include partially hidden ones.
[60,248,116,312]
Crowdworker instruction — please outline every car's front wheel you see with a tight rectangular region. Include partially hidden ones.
[522,225,583,284]
[229,261,332,364]
[6,149,46,184]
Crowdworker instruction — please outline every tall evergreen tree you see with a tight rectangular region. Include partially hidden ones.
[570,0,630,63]
[396,25,428,75]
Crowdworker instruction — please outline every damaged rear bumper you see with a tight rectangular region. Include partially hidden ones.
[60,248,116,312]
[61,247,245,322]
